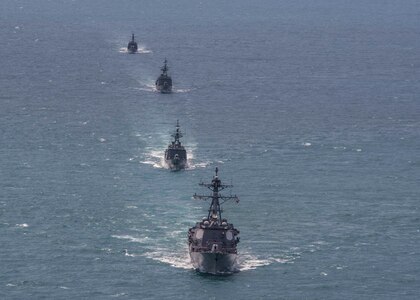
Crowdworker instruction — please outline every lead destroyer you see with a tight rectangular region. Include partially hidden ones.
[188,168,240,274]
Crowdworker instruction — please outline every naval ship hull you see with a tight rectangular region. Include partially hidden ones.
[156,85,172,94]
[156,77,172,94]
[165,158,187,170]
[127,42,137,54]
[164,148,187,170]
[190,251,238,274]
[127,34,138,54]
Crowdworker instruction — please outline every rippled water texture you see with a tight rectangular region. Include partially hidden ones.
[1,0,419,299]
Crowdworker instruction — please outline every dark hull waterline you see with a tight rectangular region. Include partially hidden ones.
[190,251,238,275]
[165,158,187,170]
[157,86,172,93]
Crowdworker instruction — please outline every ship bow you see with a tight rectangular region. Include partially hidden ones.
[190,252,237,275]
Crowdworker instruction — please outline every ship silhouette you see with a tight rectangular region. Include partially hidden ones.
[155,59,172,93]
[188,168,240,274]
[127,33,138,54]
[164,120,187,170]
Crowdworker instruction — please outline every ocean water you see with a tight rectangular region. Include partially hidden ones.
[1,0,419,299]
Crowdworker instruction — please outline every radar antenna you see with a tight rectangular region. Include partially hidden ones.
[171,120,183,145]
[161,58,169,75]
[193,168,239,224]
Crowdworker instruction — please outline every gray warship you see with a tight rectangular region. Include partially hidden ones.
[127,33,138,54]
[164,120,187,170]
[155,59,172,93]
[188,168,240,275]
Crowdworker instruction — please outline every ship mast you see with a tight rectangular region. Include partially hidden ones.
[193,167,239,225]
[131,33,135,42]
[171,120,182,146]
[161,58,169,75]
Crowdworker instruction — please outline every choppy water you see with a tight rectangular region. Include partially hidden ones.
[1,0,419,299]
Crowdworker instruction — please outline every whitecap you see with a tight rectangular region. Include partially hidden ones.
[186,160,210,170]
[138,48,152,54]
[126,205,138,209]
[111,292,128,297]
[123,249,136,257]
[237,251,294,271]
[111,234,149,243]
[237,254,272,271]
[116,226,194,270]
[119,47,152,54]
[273,258,294,264]
[140,149,166,169]
[140,160,165,169]
[174,88,193,93]
[134,84,157,93]
[143,247,193,270]
[185,149,210,170]
[16,223,28,228]
[238,259,271,271]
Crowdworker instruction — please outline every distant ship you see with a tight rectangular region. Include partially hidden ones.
[127,33,138,54]
[164,120,187,170]
[188,168,240,275]
[155,59,172,93]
